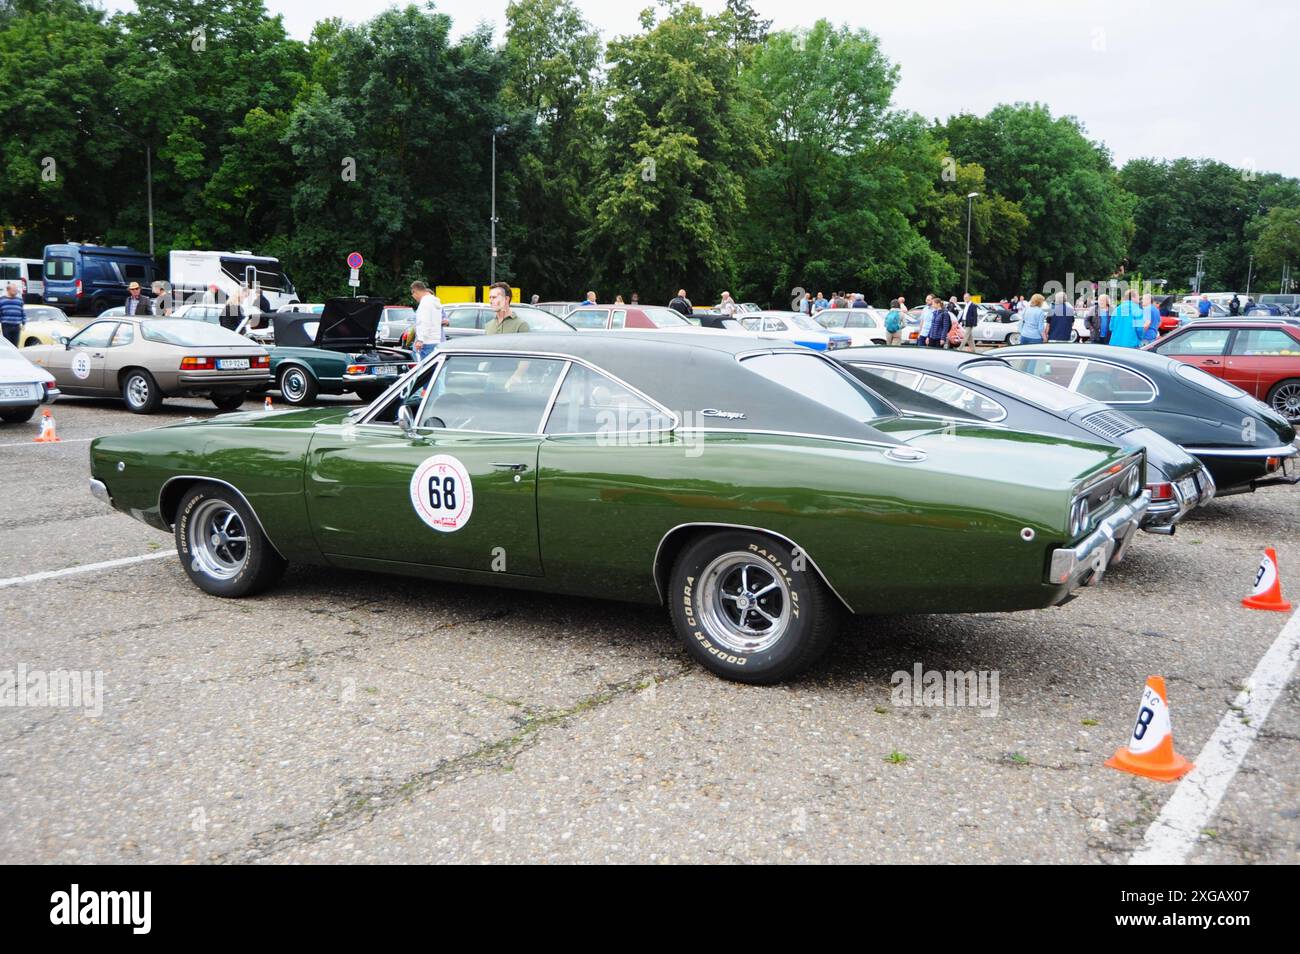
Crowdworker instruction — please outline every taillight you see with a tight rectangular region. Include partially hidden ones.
[1148,483,1174,501]
[346,364,366,374]
[74,280,83,298]
[1266,457,1280,472]
[43,380,56,393]
[253,355,269,368]
[180,356,215,370]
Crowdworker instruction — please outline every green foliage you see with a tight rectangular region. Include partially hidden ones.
[1,0,1297,306]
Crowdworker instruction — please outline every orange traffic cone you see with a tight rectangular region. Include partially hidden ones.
[263,395,273,413]
[1241,547,1291,612]
[1105,676,1193,782]
[32,408,60,443]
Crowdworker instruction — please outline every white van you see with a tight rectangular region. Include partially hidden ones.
[0,258,44,302]
[168,250,299,313]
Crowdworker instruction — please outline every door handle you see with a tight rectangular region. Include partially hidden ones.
[1203,359,1221,366]
[491,462,529,472]
[92,352,104,358]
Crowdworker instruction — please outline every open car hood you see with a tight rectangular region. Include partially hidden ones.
[272,297,385,351]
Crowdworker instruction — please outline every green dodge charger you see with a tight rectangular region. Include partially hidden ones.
[89,332,1149,683]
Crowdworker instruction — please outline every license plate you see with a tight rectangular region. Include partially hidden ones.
[0,384,35,400]
[217,358,250,370]
[1177,476,1197,501]
[377,365,398,376]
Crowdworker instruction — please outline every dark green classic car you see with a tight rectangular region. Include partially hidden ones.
[89,332,1149,683]
[268,297,415,405]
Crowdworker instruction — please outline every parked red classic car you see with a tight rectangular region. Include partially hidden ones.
[1146,319,1300,420]
[561,303,694,331]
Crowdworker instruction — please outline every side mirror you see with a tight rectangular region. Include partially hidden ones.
[397,404,416,437]
[57,336,69,347]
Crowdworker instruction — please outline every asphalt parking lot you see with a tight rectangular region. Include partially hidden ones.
[1,394,1297,864]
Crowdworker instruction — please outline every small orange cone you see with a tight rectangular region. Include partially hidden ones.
[32,408,60,443]
[1105,676,1193,782]
[1241,547,1291,612]
[264,395,273,412]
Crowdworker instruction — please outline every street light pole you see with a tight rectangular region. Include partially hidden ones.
[490,129,498,285]
[1245,254,1253,298]
[145,144,154,258]
[964,192,979,296]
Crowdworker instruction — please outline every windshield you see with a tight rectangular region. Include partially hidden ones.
[640,306,690,328]
[786,314,825,332]
[25,306,68,322]
[962,361,1092,413]
[741,352,892,422]
[140,320,253,347]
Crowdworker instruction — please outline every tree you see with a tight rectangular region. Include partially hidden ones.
[940,104,1134,292]
[282,6,506,300]
[736,21,952,303]
[1252,206,1300,285]
[918,162,1028,297]
[585,2,765,302]
[501,0,602,296]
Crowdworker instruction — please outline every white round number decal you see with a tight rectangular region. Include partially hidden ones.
[409,454,474,532]
[72,353,91,379]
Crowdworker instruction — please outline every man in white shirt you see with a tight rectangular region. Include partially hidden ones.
[411,281,444,362]
[718,291,738,316]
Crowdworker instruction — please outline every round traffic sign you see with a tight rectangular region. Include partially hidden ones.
[346,252,364,269]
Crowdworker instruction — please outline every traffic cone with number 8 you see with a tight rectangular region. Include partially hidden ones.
[1241,547,1291,612]
[1105,676,1193,782]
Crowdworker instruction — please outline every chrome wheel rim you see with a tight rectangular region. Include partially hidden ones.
[127,375,149,407]
[699,552,791,655]
[1272,383,1300,419]
[1007,333,1020,346]
[281,369,307,402]
[188,499,249,580]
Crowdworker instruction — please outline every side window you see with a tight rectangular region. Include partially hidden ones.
[609,310,627,329]
[1075,362,1156,403]
[739,317,761,332]
[862,365,922,389]
[1003,356,1082,390]
[565,309,607,330]
[1230,329,1297,355]
[916,375,1006,422]
[419,355,565,432]
[1158,329,1230,356]
[110,323,135,347]
[122,263,148,281]
[764,318,787,332]
[70,322,117,349]
[445,307,479,329]
[545,363,674,436]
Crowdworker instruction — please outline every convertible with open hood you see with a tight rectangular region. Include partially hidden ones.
[266,296,415,405]
[88,332,1149,683]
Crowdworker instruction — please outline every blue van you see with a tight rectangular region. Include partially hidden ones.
[42,243,156,316]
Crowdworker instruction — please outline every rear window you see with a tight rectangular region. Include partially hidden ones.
[740,352,892,422]
[1174,362,1250,399]
[139,320,251,347]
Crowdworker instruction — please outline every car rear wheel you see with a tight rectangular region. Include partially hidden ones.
[1,406,36,423]
[1007,332,1021,346]
[174,485,286,597]
[211,393,245,412]
[669,530,839,684]
[122,368,162,413]
[277,365,317,405]
[1267,378,1300,420]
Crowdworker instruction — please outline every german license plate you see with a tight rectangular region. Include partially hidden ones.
[217,358,250,370]
[377,365,398,376]
[0,384,35,400]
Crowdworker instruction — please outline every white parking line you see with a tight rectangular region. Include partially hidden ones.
[0,437,92,448]
[1130,608,1300,864]
[0,550,176,588]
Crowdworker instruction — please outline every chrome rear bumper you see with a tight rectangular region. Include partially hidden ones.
[1048,493,1150,594]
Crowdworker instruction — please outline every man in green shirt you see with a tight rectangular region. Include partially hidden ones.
[484,282,529,334]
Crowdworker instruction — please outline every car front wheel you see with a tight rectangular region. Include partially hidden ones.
[174,484,287,597]
[669,530,839,684]
[1007,332,1021,346]
[122,369,162,413]
[1267,378,1300,420]
[277,365,317,405]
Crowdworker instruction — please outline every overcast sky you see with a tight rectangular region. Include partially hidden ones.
[97,0,1300,177]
